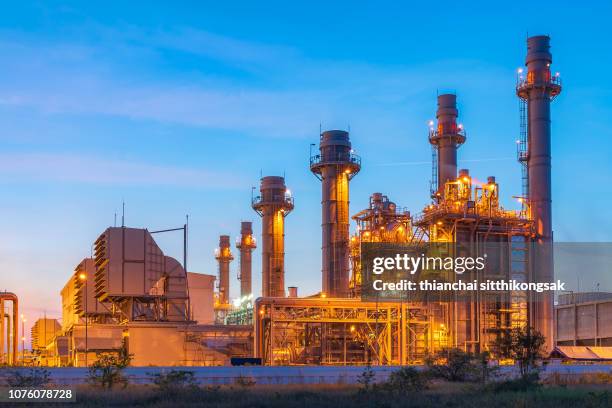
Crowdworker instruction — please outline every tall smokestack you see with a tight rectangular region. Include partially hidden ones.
[236,221,256,298]
[429,94,466,197]
[252,176,293,297]
[310,130,361,297]
[215,235,233,305]
[517,35,561,351]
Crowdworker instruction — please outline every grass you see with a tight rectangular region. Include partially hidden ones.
[5,382,610,408]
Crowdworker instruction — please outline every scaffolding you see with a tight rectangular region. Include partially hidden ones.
[254,297,433,365]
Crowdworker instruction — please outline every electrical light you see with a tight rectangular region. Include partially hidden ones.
[79,273,87,281]
[350,325,356,332]
[428,120,434,126]
[320,292,327,298]
[517,68,523,74]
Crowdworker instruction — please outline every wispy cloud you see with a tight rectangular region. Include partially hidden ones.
[0,26,508,138]
[0,153,246,188]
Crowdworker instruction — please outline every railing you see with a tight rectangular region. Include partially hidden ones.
[252,194,294,207]
[309,152,361,167]
[428,127,466,143]
[516,73,562,89]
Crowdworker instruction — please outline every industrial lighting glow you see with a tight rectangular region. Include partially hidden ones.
[428,120,434,126]
[517,68,523,74]
[79,273,87,281]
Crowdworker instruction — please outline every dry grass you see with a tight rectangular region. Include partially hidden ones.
[4,382,605,408]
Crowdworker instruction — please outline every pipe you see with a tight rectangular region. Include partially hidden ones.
[252,176,293,297]
[429,94,466,198]
[310,130,361,298]
[215,235,233,305]
[517,35,561,352]
[0,292,18,365]
[236,221,257,298]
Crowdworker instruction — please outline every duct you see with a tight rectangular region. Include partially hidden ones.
[0,292,18,365]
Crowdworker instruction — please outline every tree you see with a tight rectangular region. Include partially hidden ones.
[425,348,476,382]
[88,339,132,389]
[496,326,545,379]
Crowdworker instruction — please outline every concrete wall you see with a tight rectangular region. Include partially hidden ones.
[556,298,612,346]
[187,272,215,325]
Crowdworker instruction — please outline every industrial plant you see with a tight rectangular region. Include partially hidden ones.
[2,35,591,368]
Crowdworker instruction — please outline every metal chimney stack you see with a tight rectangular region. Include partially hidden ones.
[517,35,561,351]
[310,130,361,298]
[215,235,233,305]
[429,94,466,198]
[236,221,256,298]
[252,176,294,297]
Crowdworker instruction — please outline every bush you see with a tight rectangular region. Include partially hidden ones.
[357,364,376,391]
[234,374,256,387]
[88,340,132,389]
[5,368,51,387]
[425,348,478,382]
[495,326,545,379]
[489,371,541,392]
[383,367,429,394]
[150,369,198,394]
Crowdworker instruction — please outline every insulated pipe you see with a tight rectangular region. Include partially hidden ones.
[517,35,561,352]
[429,94,466,197]
[0,299,3,364]
[252,176,293,297]
[236,221,256,298]
[0,292,18,365]
[310,130,361,297]
[215,235,233,305]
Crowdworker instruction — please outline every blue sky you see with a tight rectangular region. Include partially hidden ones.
[1,1,611,334]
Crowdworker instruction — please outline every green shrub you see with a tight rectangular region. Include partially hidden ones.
[150,369,198,394]
[88,340,132,389]
[425,348,477,382]
[383,366,429,394]
[5,368,51,387]
[489,371,541,392]
[234,374,256,387]
[357,364,376,391]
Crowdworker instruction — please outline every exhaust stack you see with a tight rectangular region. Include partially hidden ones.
[252,176,294,297]
[429,94,466,198]
[215,235,233,305]
[310,130,361,298]
[236,221,256,298]
[517,35,561,351]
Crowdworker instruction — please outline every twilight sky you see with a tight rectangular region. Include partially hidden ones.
[1,1,611,343]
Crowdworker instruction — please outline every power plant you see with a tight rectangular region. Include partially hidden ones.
[4,35,575,368]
